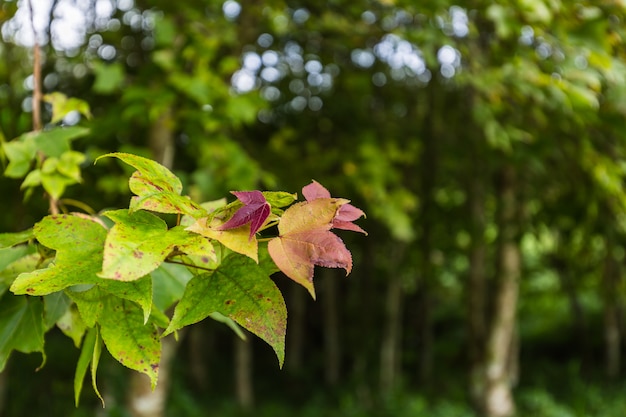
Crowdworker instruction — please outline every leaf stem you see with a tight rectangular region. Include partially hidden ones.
[164,258,215,273]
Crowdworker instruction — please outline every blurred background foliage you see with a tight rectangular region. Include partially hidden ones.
[2,0,626,416]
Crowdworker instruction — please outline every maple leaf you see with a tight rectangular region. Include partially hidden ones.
[302,180,367,234]
[218,191,271,240]
[268,198,352,299]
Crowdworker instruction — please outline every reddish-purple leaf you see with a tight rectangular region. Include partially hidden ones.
[218,191,271,240]
[302,180,367,235]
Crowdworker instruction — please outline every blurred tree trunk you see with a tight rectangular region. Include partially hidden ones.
[482,165,520,417]
[127,109,177,417]
[234,333,254,410]
[379,244,405,394]
[286,284,307,373]
[467,149,488,407]
[128,334,178,417]
[602,243,622,379]
[322,270,341,386]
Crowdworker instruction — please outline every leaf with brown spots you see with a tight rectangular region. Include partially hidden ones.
[96,153,206,217]
[11,215,153,321]
[163,248,286,367]
[99,297,161,389]
[99,209,215,282]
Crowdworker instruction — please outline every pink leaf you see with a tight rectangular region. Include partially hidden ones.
[302,180,367,235]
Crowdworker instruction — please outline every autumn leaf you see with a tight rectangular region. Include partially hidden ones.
[218,191,271,240]
[268,198,352,299]
[187,216,258,262]
[302,180,367,234]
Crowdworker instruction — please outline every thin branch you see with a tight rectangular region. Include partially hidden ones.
[27,0,42,132]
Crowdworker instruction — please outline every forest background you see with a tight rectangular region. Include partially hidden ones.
[1,0,626,416]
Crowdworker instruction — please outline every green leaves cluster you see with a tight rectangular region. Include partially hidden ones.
[0,152,365,405]
[1,93,91,200]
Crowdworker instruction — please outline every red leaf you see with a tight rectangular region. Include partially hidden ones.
[218,191,271,240]
[302,180,367,235]
[268,198,352,298]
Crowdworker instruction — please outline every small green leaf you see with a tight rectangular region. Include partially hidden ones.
[0,294,46,372]
[92,61,125,94]
[74,327,103,407]
[262,191,298,208]
[3,138,37,178]
[99,297,161,389]
[0,229,34,248]
[43,92,92,124]
[32,127,90,158]
[97,153,205,217]
[164,253,287,367]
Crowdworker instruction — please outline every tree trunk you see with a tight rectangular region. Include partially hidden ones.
[603,245,621,379]
[482,165,520,417]
[234,333,254,410]
[286,284,307,373]
[128,334,178,417]
[467,165,488,407]
[322,270,341,386]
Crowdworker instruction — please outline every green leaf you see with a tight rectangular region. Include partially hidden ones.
[0,229,34,247]
[164,253,287,367]
[41,171,75,200]
[92,62,125,94]
[0,250,41,297]
[11,215,152,321]
[66,287,105,328]
[74,327,103,407]
[11,215,107,295]
[2,138,36,178]
[32,127,90,158]
[99,209,215,281]
[151,263,193,312]
[43,291,71,329]
[262,191,298,208]
[67,276,153,325]
[99,297,161,389]
[56,303,87,348]
[0,294,45,372]
[96,153,205,217]
[43,92,92,124]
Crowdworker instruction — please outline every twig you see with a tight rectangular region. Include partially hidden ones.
[27,0,58,214]
[27,0,42,132]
